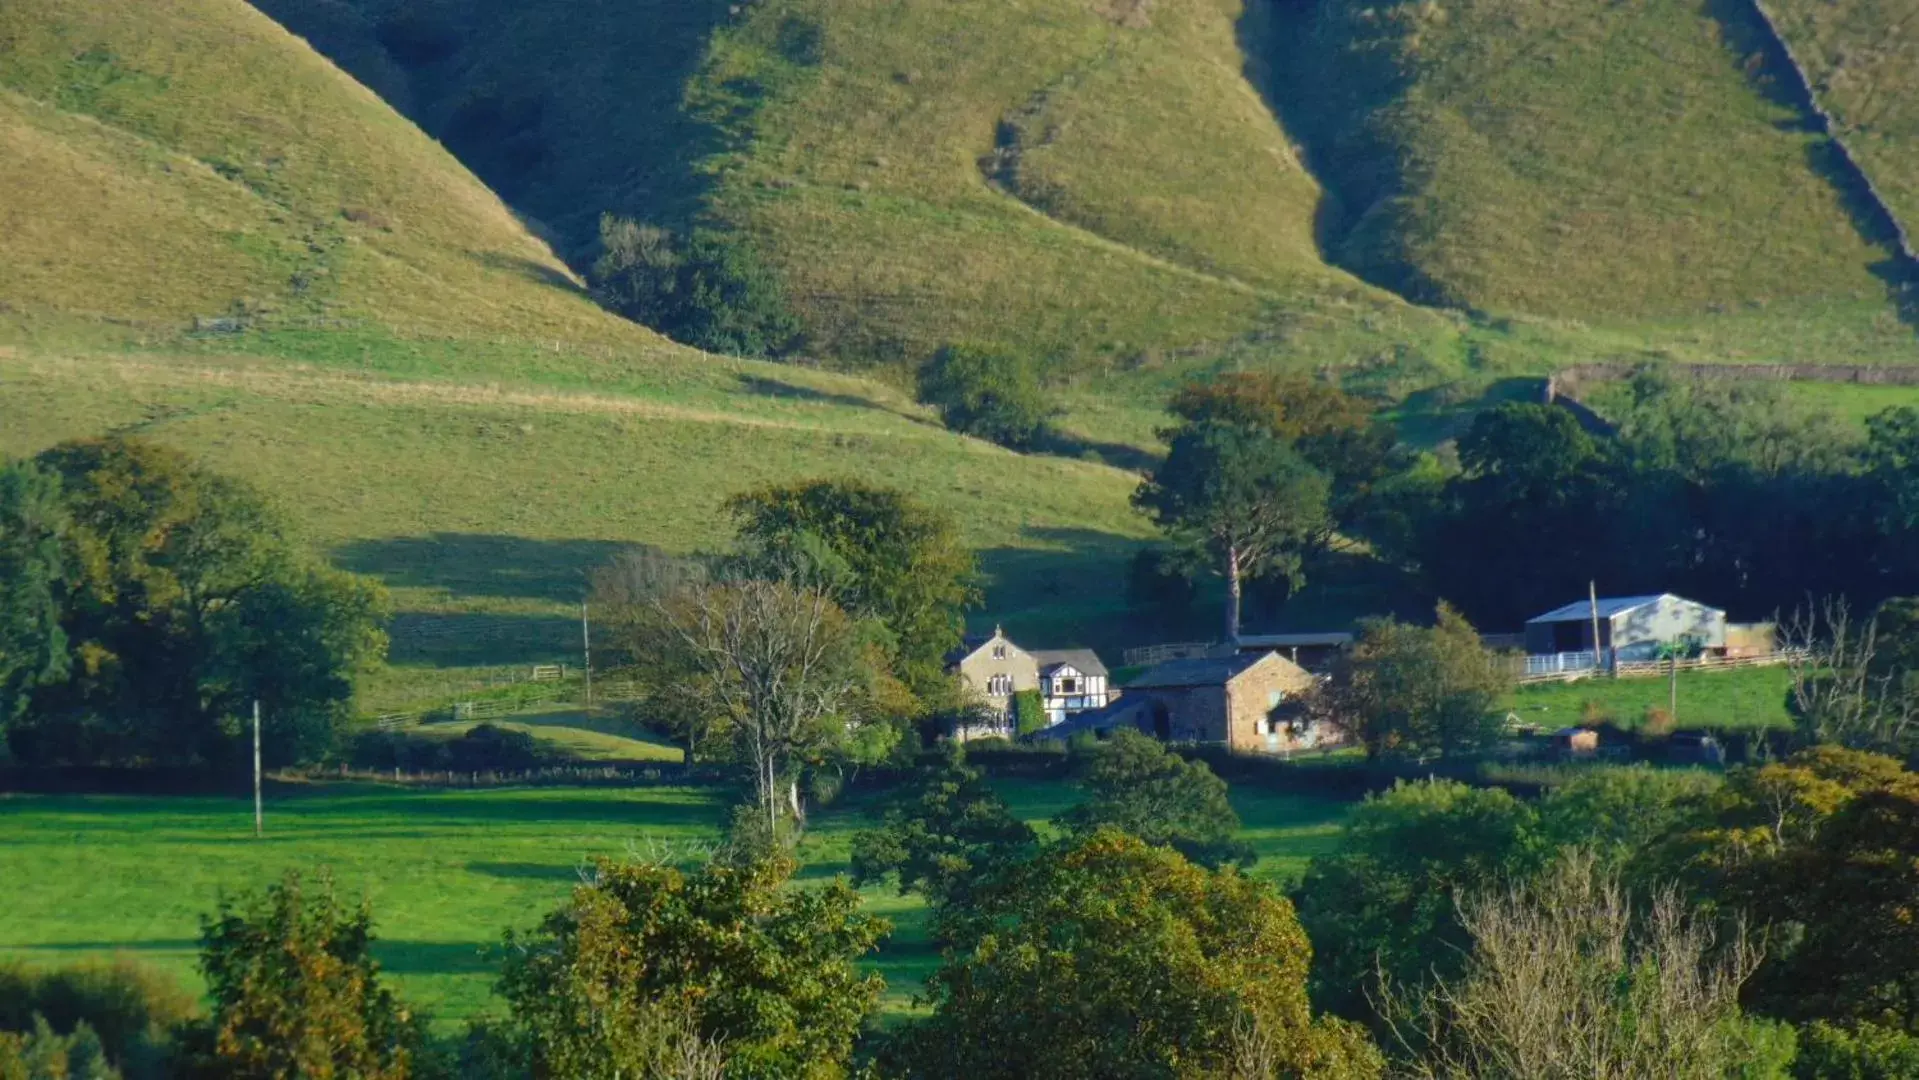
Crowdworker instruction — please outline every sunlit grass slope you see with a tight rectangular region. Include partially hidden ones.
[0,344,1155,703]
[1768,0,1919,234]
[1270,0,1912,343]
[0,0,666,349]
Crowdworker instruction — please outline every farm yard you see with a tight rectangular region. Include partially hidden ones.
[0,776,1353,1026]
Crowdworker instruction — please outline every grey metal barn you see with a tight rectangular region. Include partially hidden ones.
[1524,593,1727,663]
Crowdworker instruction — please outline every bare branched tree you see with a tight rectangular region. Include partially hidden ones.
[1783,598,1919,753]
[645,574,869,837]
[1380,853,1771,1080]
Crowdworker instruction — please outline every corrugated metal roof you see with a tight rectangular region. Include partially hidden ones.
[1525,594,1721,624]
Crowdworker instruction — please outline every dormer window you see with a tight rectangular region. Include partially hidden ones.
[992,644,1006,660]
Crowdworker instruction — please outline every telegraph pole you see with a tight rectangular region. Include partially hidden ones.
[1588,581,1605,676]
[581,601,593,708]
[252,700,263,838]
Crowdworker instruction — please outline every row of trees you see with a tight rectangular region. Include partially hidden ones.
[1294,748,1919,1077]
[27,736,1906,1078]
[0,439,388,768]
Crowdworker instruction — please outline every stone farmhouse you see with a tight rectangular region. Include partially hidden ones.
[1038,651,1333,754]
[946,627,1113,735]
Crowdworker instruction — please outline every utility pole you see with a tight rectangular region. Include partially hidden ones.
[1670,649,1679,722]
[252,700,263,838]
[581,600,593,708]
[1589,581,1606,676]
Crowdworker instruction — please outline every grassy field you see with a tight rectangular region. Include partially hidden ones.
[1503,665,1794,731]
[0,779,1354,1025]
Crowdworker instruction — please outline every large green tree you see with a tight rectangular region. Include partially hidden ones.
[1133,420,1330,643]
[497,856,887,1080]
[1676,748,1919,1031]
[1324,605,1509,762]
[1294,780,1546,1023]
[725,479,978,695]
[1,439,388,767]
[850,744,1037,913]
[889,829,1382,1079]
[1058,729,1253,869]
[0,461,71,734]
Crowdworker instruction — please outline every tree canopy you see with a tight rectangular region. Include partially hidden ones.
[1323,605,1509,761]
[497,855,887,1080]
[725,479,978,696]
[915,344,1057,450]
[1058,729,1253,868]
[1133,420,1330,642]
[0,439,388,767]
[890,829,1382,1080]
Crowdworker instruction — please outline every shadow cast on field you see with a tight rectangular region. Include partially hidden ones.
[334,534,644,603]
[297,793,727,830]
[374,940,499,977]
[466,861,591,883]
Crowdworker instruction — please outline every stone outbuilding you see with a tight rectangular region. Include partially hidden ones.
[1039,651,1323,754]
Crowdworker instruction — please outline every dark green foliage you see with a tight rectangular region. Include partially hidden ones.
[590,215,802,358]
[348,724,554,774]
[887,829,1382,1079]
[0,1015,119,1080]
[1059,729,1254,868]
[0,960,194,1080]
[914,344,1057,450]
[0,438,389,768]
[0,962,189,1080]
[1009,689,1044,736]
[1125,545,1198,617]
[1794,1021,1919,1080]
[497,855,887,1080]
[1324,605,1510,761]
[850,744,1037,911]
[725,478,978,695]
[1534,765,1721,877]
[1133,419,1330,642]
[1294,779,1546,1023]
[0,462,71,732]
[176,872,420,1080]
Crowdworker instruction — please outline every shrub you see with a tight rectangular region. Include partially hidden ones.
[174,872,423,1079]
[1010,690,1045,737]
[0,959,194,1079]
[590,216,802,359]
[1794,1021,1919,1079]
[915,345,1057,449]
[0,1015,119,1080]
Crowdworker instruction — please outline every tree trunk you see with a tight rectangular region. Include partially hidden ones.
[1224,544,1243,645]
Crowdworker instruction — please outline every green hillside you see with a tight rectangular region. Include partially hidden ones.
[1768,0,1919,237]
[1269,0,1909,333]
[0,0,665,348]
[242,0,1919,373]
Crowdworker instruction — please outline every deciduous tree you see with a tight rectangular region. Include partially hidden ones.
[725,479,978,695]
[915,345,1057,450]
[889,830,1381,1079]
[497,856,886,1080]
[1059,729,1253,868]
[1324,605,1508,761]
[177,873,420,1080]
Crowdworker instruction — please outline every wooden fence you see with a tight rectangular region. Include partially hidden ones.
[1503,649,1799,685]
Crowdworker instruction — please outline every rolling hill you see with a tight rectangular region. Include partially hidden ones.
[0,0,663,347]
[247,0,1919,372]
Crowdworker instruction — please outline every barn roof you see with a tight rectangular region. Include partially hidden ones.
[1526,594,1719,624]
